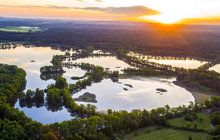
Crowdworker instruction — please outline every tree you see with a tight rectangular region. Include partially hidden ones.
[41,132,59,140]
[55,76,68,89]
[46,88,64,111]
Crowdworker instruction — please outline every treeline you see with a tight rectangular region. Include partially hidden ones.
[1,20,220,59]
[177,69,220,93]
[52,98,220,139]
[40,66,64,74]
[123,68,173,76]
[19,89,44,108]
[0,64,26,103]
[0,64,43,140]
[69,63,107,92]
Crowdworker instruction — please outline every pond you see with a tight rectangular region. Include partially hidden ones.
[0,44,195,124]
[209,64,220,73]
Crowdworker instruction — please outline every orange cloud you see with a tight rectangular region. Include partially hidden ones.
[0,5,159,21]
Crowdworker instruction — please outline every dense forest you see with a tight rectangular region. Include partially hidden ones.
[1,18,220,59]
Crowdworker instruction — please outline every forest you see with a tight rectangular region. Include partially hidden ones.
[0,18,220,60]
[1,63,220,140]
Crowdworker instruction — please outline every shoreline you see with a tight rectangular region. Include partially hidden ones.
[173,81,219,103]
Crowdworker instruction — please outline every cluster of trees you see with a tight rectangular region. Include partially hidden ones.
[69,63,107,92]
[19,89,44,108]
[46,76,97,116]
[52,99,220,140]
[177,69,220,93]
[123,68,172,76]
[40,65,65,81]
[0,64,26,103]
[51,55,65,66]
[40,66,65,74]
[206,97,220,137]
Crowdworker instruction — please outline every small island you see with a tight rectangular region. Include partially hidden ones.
[71,76,84,80]
[124,84,133,88]
[74,92,97,103]
[156,88,168,92]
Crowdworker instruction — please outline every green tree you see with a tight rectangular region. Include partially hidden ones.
[55,77,68,89]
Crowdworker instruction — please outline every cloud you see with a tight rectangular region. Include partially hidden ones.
[6,4,159,16]
[80,6,159,15]
[0,4,160,20]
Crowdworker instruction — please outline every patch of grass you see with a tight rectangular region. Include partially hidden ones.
[0,26,42,33]
[125,126,161,140]
[125,127,211,140]
[168,112,212,131]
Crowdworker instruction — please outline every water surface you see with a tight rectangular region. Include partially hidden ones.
[0,45,195,123]
[73,77,194,111]
[209,64,220,73]
[127,52,207,69]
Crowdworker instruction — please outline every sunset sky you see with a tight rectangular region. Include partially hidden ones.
[1,0,220,24]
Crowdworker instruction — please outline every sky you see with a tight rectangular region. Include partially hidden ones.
[1,0,220,24]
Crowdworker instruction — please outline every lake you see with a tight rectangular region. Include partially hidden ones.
[127,52,207,69]
[0,44,195,124]
[72,77,194,111]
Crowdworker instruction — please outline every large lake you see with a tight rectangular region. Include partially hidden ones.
[0,45,195,124]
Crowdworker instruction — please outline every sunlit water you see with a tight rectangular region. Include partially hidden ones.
[147,59,207,69]
[71,56,132,73]
[73,77,194,111]
[0,45,195,124]
[0,46,86,90]
[128,52,207,69]
[14,102,73,124]
[209,64,220,73]
[0,46,80,124]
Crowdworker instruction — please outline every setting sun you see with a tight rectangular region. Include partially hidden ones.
[1,0,220,24]
[139,14,183,24]
[139,0,220,24]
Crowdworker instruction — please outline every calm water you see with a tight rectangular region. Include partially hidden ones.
[0,46,86,90]
[73,77,194,111]
[67,56,132,73]
[209,64,220,73]
[14,102,73,124]
[128,52,207,69]
[147,59,206,69]
[0,45,195,124]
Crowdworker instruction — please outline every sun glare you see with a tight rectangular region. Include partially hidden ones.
[140,14,183,24]
[140,0,208,24]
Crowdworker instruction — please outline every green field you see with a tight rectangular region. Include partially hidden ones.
[125,126,211,140]
[168,112,212,131]
[0,26,42,33]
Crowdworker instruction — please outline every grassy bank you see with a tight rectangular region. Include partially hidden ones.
[125,126,211,140]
